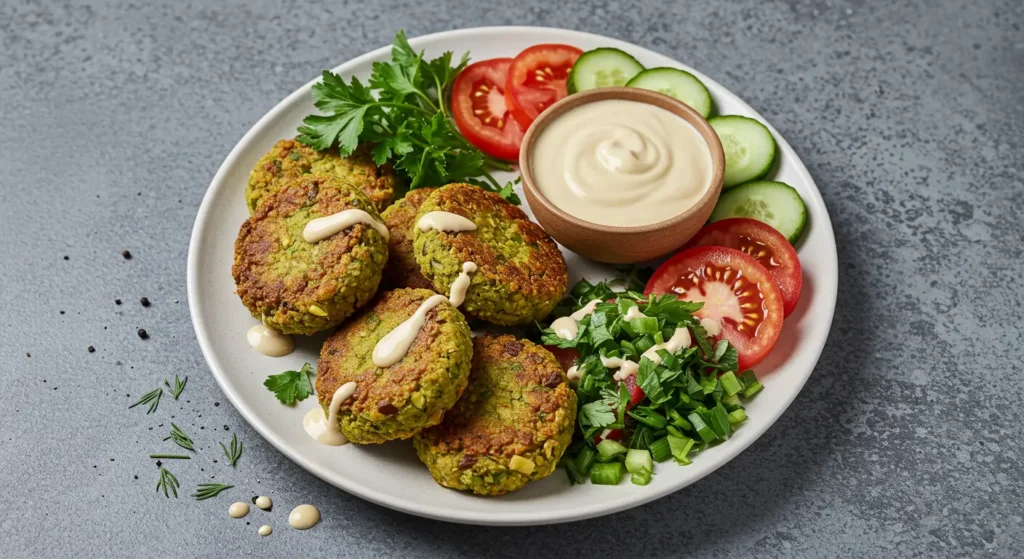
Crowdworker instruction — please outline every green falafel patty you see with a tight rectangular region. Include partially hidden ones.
[246,139,398,214]
[413,334,577,496]
[317,288,473,444]
[412,183,568,326]
[380,188,436,291]
[232,173,388,335]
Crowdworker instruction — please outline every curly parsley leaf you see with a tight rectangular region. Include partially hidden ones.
[296,30,517,202]
[263,363,316,405]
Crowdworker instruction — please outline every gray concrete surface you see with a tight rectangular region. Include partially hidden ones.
[2,0,1022,556]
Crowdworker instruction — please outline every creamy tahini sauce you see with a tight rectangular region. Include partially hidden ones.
[640,328,692,365]
[550,317,579,341]
[255,496,272,510]
[602,355,640,382]
[602,328,692,381]
[447,262,477,307]
[566,365,581,384]
[416,211,477,233]
[303,209,389,243]
[550,298,602,341]
[372,294,448,367]
[531,99,713,227]
[228,502,250,518]
[247,324,294,357]
[302,381,357,446]
[288,504,321,530]
[623,306,648,321]
[258,525,272,537]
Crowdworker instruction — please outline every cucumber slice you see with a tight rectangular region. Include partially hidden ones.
[709,181,808,243]
[626,68,713,118]
[709,116,776,188]
[568,48,644,93]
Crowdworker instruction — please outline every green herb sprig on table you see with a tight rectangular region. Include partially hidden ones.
[129,387,162,414]
[156,467,180,498]
[220,433,242,467]
[296,30,519,203]
[543,279,764,486]
[163,423,195,452]
[193,483,234,501]
[164,375,187,400]
[263,362,316,405]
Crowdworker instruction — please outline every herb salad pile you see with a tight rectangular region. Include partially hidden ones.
[296,31,520,204]
[540,278,764,486]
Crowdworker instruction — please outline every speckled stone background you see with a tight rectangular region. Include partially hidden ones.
[1,0,1022,556]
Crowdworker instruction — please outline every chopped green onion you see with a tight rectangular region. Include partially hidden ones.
[649,437,672,462]
[574,445,597,474]
[721,394,741,408]
[635,335,655,354]
[667,434,695,465]
[653,331,665,345]
[630,316,660,334]
[625,449,653,474]
[631,469,653,486]
[706,403,732,438]
[686,375,704,398]
[562,456,586,485]
[627,407,668,429]
[728,408,748,425]
[688,412,717,443]
[700,374,718,395]
[743,382,764,398]
[590,462,624,485]
[740,370,758,386]
[666,407,693,430]
[596,439,627,461]
[719,371,742,396]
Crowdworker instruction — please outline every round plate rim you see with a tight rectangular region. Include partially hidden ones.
[187,25,838,526]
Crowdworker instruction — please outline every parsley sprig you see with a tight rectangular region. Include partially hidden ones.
[297,30,519,203]
[263,363,316,405]
[545,278,763,485]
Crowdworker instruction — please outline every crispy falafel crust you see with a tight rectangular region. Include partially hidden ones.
[412,183,568,326]
[232,173,388,335]
[246,139,398,214]
[317,288,473,444]
[380,188,436,291]
[413,334,577,496]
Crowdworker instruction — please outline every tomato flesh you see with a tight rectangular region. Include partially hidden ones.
[644,246,784,370]
[505,44,583,128]
[451,58,525,161]
[685,218,803,316]
[620,374,646,410]
[543,345,580,373]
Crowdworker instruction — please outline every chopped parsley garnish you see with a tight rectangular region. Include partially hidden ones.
[542,278,764,487]
[296,30,519,203]
[263,363,316,405]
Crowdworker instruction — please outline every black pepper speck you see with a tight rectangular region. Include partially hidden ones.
[122,250,132,259]
[137,328,148,339]
[140,297,150,307]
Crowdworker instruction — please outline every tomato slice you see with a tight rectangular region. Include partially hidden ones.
[685,218,803,316]
[505,44,583,128]
[451,58,525,161]
[644,246,784,370]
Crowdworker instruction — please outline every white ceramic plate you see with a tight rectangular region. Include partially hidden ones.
[187,26,838,526]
